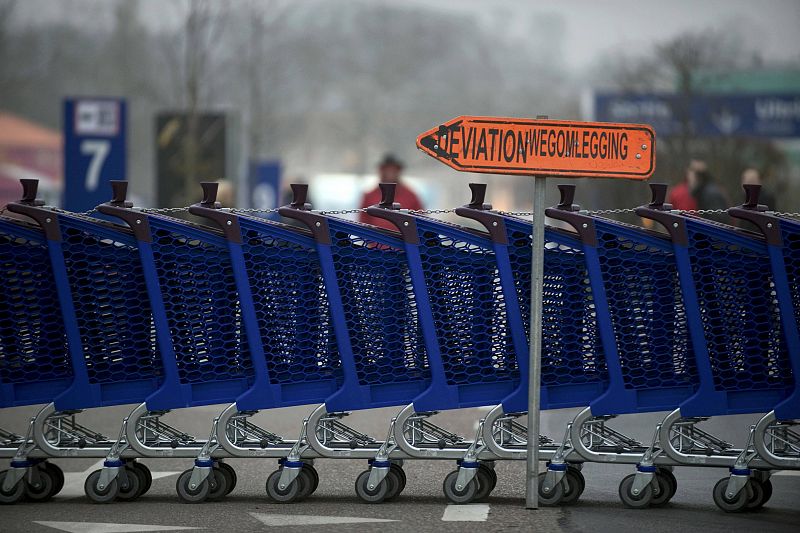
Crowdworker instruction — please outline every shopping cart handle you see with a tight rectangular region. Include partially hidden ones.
[199,182,222,209]
[455,183,507,244]
[96,181,152,242]
[6,179,61,240]
[727,184,781,245]
[188,182,242,244]
[647,183,671,210]
[289,183,312,210]
[634,183,687,245]
[279,184,331,244]
[556,184,580,212]
[545,185,596,245]
[742,184,766,210]
[366,184,419,243]
[467,183,492,210]
[109,180,133,208]
[19,178,45,206]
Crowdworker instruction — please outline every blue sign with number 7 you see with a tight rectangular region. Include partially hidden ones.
[63,98,126,212]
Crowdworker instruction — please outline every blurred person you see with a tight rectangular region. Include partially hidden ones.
[667,159,706,211]
[690,168,729,223]
[358,154,423,230]
[741,167,776,211]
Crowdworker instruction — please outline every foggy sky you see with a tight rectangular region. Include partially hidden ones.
[12,0,799,72]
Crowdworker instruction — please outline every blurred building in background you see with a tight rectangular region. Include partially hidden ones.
[0,0,798,213]
[0,112,62,207]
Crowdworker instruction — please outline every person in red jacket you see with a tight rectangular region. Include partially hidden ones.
[358,154,423,230]
[667,159,704,211]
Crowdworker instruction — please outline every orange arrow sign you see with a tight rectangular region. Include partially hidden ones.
[417,116,655,179]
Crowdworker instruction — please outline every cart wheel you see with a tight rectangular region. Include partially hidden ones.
[302,463,319,496]
[295,466,318,501]
[479,462,497,493]
[537,472,565,506]
[266,469,302,503]
[43,463,65,498]
[384,466,404,502]
[759,478,773,506]
[25,467,55,502]
[473,467,493,502]
[560,468,585,505]
[0,470,26,504]
[389,463,406,496]
[116,466,143,501]
[745,478,767,510]
[649,472,673,507]
[176,469,210,504]
[355,469,390,504]
[618,474,652,509]
[656,468,677,502]
[215,462,237,495]
[712,477,751,513]
[206,467,229,502]
[442,470,477,505]
[131,462,152,496]
[84,469,119,504]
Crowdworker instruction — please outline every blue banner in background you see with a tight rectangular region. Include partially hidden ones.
[594,93,800,138]
[249,160,281,215]
[63,98,126,211]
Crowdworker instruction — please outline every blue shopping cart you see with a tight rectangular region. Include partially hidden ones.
[187,182,345,503]
[541,184,700,508]
[92,182,259,503]
[0,185,72,503]
[635,183,797,512]
[5,179,167,504]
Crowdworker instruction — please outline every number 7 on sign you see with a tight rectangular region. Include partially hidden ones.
[80,139,110,192]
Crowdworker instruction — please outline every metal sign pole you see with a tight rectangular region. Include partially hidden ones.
[525,173,546,509]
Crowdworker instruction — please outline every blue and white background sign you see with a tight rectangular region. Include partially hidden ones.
[63,98,126,211]
[593,93,800,138]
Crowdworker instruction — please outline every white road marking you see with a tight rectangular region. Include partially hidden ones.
[34,522,202,533]
[773,470,800,477]
[249,513,398,527]
[441,504,490,522]
[55,461,180,499]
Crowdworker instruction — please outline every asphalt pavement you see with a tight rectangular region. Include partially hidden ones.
[1,404,798,532]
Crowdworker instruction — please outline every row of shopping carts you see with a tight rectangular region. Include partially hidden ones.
[0,177,798,512]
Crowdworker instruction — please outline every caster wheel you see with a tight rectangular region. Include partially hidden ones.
[473,467,494,502]
[355,469,389,504]
[759,478,773,506]
[176,469,210,504]
[295,466,317,502]
[618,474,653,509]
[656,468,677,502]
[560,468,585,505]
[384,466,404,502]
[0,470,26,504]
[25,467,55,502]
[43,463,65,498]
[712,477,751,513]
[266,469,302,503]
[84,470,119,504]
[215,462,237,495]
[537,472,564,506]
[206,468,229,502]
[116,466,144,501]
[745,478,767,511]
[442,470,477,505]
[131,462,152,496]
[389,463,406,496]
[649,472,673,507]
